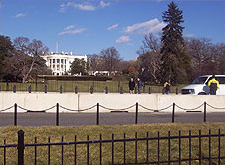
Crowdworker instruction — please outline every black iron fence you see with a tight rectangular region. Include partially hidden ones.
[0,129,224,165]
[0,102,224,126]
[0,83,180,94]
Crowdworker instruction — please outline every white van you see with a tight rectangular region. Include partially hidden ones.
[181,75,225,95]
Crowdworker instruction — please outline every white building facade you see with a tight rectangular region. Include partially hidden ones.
[41,52,87,75]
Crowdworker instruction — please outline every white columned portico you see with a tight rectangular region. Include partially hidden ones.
[41,52,87,75]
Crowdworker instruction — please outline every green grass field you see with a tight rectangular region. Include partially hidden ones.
[0,81,186,93]
[0,123,224,165]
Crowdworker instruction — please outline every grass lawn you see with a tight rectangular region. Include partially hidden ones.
[0,122,224,165]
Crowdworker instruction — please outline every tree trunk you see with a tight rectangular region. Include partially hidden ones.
[22,56,37,83]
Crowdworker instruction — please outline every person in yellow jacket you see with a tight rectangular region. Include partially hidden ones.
[208,75,219,95]
[163,81,171,94]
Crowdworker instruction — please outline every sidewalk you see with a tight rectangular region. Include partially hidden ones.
[0,112,224,127]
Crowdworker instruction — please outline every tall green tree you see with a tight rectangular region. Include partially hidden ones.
[0,35,14,79]
[161,1,191,84]
[70,58,87,75]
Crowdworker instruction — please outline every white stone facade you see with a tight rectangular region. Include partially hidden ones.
[41,52,87,75]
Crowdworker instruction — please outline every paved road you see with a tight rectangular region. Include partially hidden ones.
[0,112,224,126]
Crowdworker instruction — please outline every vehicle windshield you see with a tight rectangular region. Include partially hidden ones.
[192,77,208,84]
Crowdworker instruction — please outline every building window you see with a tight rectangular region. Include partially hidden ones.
[61,59,64,64]
[57,59,60,63]
[50,59,52,64]
[53,59,55,63]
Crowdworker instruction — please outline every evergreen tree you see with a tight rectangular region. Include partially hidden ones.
[70,58,87,75]
[0,35,14,79]
[161,1,191,84]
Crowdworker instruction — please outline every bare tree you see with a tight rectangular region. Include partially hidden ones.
[137,33,161,83]
[88,54,106,71]
[4,37,50,82]
[13,37,30,54]
[202,43,225,75]
[185,38,212,77]
[185,38,225,78]
[100,47,121,74]
[216,43,225,74]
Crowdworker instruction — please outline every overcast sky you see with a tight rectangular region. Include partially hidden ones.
[0,0,224,60]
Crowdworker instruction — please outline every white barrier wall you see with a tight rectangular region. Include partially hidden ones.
[0,92,79,112]
[157,95,225,112]
[78,94,158,112]
[0,92,224,113]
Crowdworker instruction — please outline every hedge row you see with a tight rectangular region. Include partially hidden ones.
[38,75,112,81]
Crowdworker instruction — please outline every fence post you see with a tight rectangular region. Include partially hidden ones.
[60,86,63,94]
[18,130,24,165]
[13,85,16,93]
[135,102,138,124]
[44,85,47,93]
[14,103,17,126]
[172,103,175,123]
[162,87,165,94]
[56,103,59,126]
[120,87,123,94]
[204,102,206,122]
[35,73,38,92]
[75,86,78,94]
[105,86,108,94]
[176,87,179,95]
[90,86,93,94]
[6,82,9,91]
[28,85,31,93]
[148,87,151,94]
[96,103,99,125]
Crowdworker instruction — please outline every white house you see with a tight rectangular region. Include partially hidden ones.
[41,52,87,75]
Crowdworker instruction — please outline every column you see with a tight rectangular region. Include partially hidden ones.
[59,58,61,75]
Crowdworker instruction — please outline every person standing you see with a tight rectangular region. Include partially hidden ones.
[164,81,171,95]
[208,75,219,95]
[129,78,135,94]
[137,78,143,94]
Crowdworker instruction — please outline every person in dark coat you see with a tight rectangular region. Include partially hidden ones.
[129,78,135,94]
[137,77,143,94]
[208,75,219,95]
